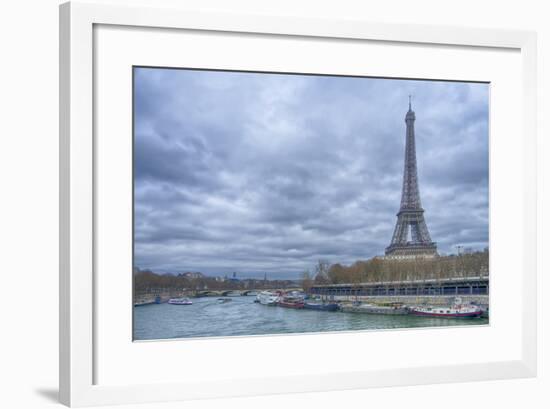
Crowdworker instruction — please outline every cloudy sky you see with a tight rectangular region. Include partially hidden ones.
[134,67,489,279]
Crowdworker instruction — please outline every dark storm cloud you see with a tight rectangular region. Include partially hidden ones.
[133,68,489,278]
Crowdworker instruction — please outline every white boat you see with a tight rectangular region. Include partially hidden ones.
[410,297,482,318]
[168,297,193,305]
[257,291,279,306]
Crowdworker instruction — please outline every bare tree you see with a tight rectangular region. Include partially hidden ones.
[301,270,314,293]
[314,259,331,284]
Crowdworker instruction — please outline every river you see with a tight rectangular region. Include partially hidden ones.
[133,296,488,340]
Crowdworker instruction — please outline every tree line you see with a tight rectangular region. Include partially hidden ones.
[133,268,298,295]
[301,249,489,291]
[134,249,489,295]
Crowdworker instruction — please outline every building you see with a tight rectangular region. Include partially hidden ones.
[180,271,204,279]
[227,272,240,282]
[385,98,438,259]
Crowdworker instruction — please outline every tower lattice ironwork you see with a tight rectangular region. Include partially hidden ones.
[385,98,437,258]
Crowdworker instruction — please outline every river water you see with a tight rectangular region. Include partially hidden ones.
[133,296,488,341]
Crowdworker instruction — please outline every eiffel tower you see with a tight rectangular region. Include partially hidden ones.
[385,97,437,258]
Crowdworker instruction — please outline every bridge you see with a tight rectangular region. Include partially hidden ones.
[310,276,489,308]
[134,287,304,305]
[194,288,303,297]
[311,276,488,303]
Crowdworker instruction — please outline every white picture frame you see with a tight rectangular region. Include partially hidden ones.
[59,1,537,407]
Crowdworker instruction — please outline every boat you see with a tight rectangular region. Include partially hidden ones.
[277,294,305,309]
[304,301,339,311]
[217,297,232,303]
[168,297,193,305]
[286,290,307,298]
[339,301,408,315]
[257,291,279,306]
[339,301,370,313]
[409,297,482,318]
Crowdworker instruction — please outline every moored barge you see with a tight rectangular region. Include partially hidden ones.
[340,301,409,315]
[304,301,339,311]
[409,297,482,318]
[277,295,305,309]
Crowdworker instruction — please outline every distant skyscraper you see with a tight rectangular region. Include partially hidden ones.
[385,98,437,258]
